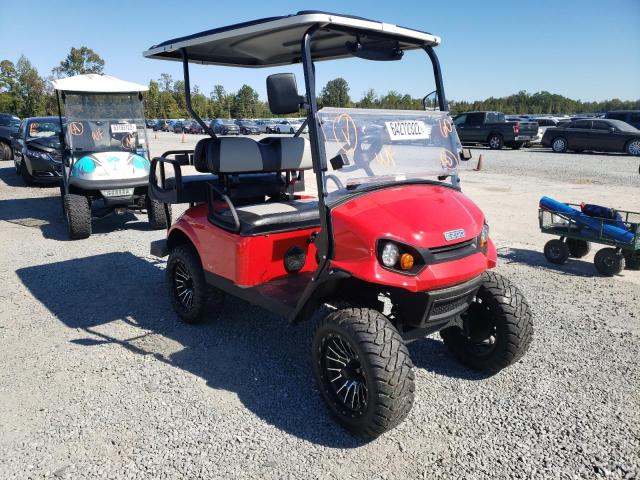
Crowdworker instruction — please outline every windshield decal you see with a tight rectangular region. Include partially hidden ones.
[384,120,430,140]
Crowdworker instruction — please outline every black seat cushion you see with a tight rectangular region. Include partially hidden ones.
[218,200,320,235]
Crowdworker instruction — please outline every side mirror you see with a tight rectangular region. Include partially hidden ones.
[422,90,439,111]
[266,73,305,114]
[609,127,616,133]
[460,148,472,161]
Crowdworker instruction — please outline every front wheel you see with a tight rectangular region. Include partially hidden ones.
[510,142,523,150]
[312,307,415,439]
[594,248,625,276]
[20,160,34,185]
[440,271,533,373]
[64,193,92,239]
[623,251,640,270]
[488,134,503,150]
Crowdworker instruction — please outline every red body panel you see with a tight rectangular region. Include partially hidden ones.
[169,204,318,287]
[170,184,495,292]
[330,185,497,291]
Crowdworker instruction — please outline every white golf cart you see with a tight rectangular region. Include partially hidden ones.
[52,74,170,239]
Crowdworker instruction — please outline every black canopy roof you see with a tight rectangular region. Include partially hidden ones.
[143,11,440,68]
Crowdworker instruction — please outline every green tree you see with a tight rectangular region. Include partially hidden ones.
[52,47,105,78]
[16,56,46,117]
[0,60,21,113]
[144,80,161,118]
[232,84,259,118]
[319,78,351,107]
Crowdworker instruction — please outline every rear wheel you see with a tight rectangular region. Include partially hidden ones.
[544,239,570,264]
[440,271,533,373]
[625,139,640,156]
[623,251,640,270]
[167,244,211,323]
[64,193,92,239]
[146,197,171,230]
[312,307,415,439]
[566,238,591,258]
[594,248,625,276]
[551,137,568,153]
[0,141,11,160]
[488,134,503,150]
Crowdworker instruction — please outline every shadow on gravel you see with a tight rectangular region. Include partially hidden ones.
[16,252,368,449]
[0,192,154,241]
[0,164,26,187]
[407,338,491,381]
[498,247,597,277]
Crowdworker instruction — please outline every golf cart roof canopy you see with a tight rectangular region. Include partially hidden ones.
[143,11,441,67]
[52,74,148,93]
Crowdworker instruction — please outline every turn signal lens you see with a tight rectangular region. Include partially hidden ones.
[479,223,490,249]
[400,253,414,271]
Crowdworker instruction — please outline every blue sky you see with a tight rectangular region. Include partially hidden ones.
[1,0,639,102]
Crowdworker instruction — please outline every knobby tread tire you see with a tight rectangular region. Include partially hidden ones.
[167,244,208,324]
[312,307,415,439]
[440,271,533,373]
[64,194,91,239]
[147,197,171,230]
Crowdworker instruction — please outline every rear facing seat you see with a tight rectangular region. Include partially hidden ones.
[195,135,320,235]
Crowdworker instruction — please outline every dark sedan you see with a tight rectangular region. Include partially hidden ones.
[236,120,261,135]
[184,121,205,134]
[12,116,65,184]
[541,119,640,156]
[212,119,240,135]
[172,121,186,133]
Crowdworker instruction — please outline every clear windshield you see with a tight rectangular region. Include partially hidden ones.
[317,108,461,199]
[63,93,148,155]
[27,120,64,139]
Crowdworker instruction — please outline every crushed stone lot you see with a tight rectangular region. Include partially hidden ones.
[0,133,639,479]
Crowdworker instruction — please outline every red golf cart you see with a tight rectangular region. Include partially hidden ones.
[146,11,533,438]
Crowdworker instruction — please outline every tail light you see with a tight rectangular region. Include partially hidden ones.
[513,122,520,134]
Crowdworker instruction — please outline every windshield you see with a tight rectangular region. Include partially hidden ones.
[317,108,460,199]
[63,93,148,154]
[27,120,63,138]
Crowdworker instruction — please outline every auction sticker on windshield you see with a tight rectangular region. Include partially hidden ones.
[385,121,430,141]
[110,123,137,134]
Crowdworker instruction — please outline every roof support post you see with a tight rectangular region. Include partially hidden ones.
[181,48,216,138]
[423,46,448,112]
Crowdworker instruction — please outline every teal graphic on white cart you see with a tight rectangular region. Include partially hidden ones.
[71,152,150,180]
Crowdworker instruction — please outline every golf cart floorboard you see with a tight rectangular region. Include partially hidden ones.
[205,270,313,318]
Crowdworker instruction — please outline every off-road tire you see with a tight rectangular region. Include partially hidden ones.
[566,238,591,258]
[551,137,568,153]
[64,193,91,239]
[0,141,11,160]
[623,250,640,270]
[544,239,570,264]
[167,244,209,324]
[312,307,415,439]
[594,248,625,276]
[440,271,533,373]
[146,197,171,230]
[487,134,504,150]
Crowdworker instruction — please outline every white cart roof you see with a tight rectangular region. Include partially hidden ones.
[144,11,440,68]
[52,74,148,93]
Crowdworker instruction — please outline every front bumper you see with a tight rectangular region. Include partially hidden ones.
[395,274,482,334]
[27,155,62,183]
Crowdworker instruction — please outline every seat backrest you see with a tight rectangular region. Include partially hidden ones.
[194,136,312,174]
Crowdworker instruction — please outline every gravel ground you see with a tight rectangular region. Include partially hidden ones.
[0,136,639,479]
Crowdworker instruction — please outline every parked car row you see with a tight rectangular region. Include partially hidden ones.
[146,117,307,135]
[454,110,640,155]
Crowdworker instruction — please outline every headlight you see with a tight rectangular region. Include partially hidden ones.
[381,242,400,267]
[26,149,51,161]
[479,222,490,250]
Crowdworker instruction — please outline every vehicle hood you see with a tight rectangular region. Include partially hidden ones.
[331,184,485,252]
[26,136,61,152]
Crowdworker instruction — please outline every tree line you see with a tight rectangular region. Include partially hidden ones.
[1,49,638,120]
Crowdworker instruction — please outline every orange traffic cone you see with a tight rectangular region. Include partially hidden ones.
[181,131,186,143]
[474,154,484,171]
